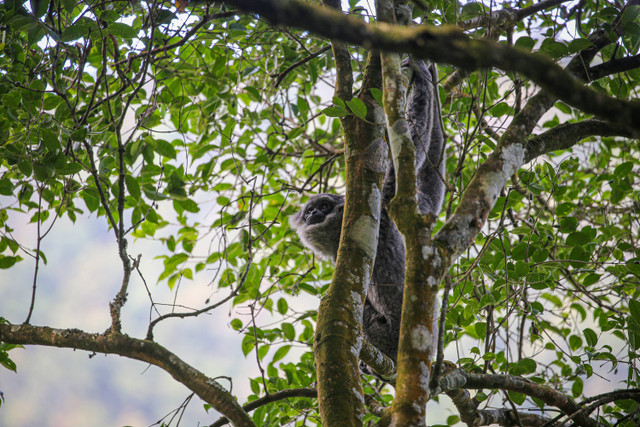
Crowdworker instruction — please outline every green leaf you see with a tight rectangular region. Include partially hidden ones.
[277,298,288,315]
[0,179,14,196]
[628,318,640,350]
[0,255,21,269]
[460,2,484,20]
[584,328,598,347]
[257,344,269,361]
[560,217,578,233]
[323,106,348,117]
[370,88,383,106]
[272,345,291,363]
[540,39,568,59]
[346,97,367,119]
[572,377,584,398]
[569,335,582,351]
[514,261,529,277]
[583,273,600,286]
[108,22,138,39]
[515,36,535,51]
[282,322,295,340]
[474,322,486,339]
[517,358,537,374]
[61,0,75,12]
[125,175,141,200]
[30,0,48,18]
[566,231,590,247]
[230,318,242,331]
[489,102,510,117]
[614,161,634,176]
[60,24,89,42]
[629,299,640,325]
[249,378,260,394]
[507,391,526,405]
[567,39,593,53]
[154,140,176,159]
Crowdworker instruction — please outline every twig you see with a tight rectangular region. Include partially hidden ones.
[273,45,331,88]
[209,388,317,427]
[24,185,43,325]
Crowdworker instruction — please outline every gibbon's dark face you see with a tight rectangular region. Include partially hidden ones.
[290,194,345,260]
[304,198,334,225]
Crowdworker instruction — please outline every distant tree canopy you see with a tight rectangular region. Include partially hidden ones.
[1,0,639,426]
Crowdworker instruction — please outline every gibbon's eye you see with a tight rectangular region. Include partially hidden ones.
[318,202,331,213]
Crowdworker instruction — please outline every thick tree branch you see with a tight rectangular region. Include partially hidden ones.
[222,0,640,135]
[312,24,387,427]
[359,335,397,380]
[378,3,442,425]
[446,386,558,426]
[588,54,640,80]
[0,323,255,427]
[438,369,599,427]
[459,0,571,31]
[525,119,632,163]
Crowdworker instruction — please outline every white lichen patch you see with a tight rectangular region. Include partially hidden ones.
[350,290,364,320]
[501,143,525,179]
[410,324,431,352]
[387,119,412,169]
[352,387,365,405]
[368,187,381,221]
[365,138,388,173]
[418,360,431,389]
[352,335,363,357]
[481,171,504,204]
[421,245,433,259]
[348,216,378,256]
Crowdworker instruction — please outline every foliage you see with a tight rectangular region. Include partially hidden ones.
[0,0,639,425]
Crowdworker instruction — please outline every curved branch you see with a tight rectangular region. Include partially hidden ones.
[438,370,598,427]
[447,386,558,426]
[359,334,397,381]
[273,45,331,88]
[459,0,572,31]
[0,323,255,427]
[222,0,640,135]
[210,388,317,427]
[525,119,632,163]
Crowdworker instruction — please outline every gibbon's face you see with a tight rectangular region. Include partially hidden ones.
[290,194,344,260]
[303,198,334,225]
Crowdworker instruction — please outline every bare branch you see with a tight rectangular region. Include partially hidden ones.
[0,323,256,427]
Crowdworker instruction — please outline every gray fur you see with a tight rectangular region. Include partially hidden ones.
[290,60,446,364]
